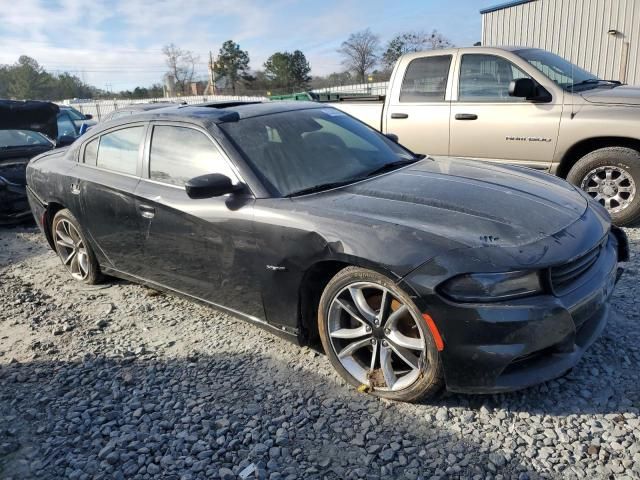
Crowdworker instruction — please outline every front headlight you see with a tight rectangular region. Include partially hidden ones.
[439,270,543,302]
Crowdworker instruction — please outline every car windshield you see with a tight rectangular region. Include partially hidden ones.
[219,107,417,197]
[514,48,601,90]
[0,129,52,148]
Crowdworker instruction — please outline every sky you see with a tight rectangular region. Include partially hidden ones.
[0,0,498,91]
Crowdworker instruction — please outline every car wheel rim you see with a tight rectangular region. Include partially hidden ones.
[54,219,89,281]
[327,282,426,392]
[580,165,636,214]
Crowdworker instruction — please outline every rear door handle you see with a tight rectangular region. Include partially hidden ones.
[455,113,478,121]
[70,183,80,195]
[139,204,155,219]
[390,113,409,119]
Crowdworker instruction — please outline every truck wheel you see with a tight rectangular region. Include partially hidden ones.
[566,147,640,227]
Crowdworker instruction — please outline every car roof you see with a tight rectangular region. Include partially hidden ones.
[93,101,325,134]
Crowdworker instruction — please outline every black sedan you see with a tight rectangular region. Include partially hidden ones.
[26,102,628,402]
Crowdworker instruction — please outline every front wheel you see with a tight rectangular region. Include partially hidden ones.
[318,267,444,402]
[51,208,101,284]
[567,147,640,227]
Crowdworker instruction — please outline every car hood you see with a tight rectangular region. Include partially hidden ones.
[0,100,59,140]
[299,157,588,250]
[581,85,640,105]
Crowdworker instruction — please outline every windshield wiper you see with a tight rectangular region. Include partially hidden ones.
[284,180,356,198]
[570,79,622,89]
[363,158,418,178]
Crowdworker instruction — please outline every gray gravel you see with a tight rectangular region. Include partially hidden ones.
[0,226,639,480]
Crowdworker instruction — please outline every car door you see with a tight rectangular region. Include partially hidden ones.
[134,122,263,318]
[57,111,79,139]
[74,124,147,275]
[384,54,454,156]
[449,53,562,170]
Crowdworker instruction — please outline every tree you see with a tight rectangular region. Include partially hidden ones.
[7,56,54,99]
[338,29,380,83]
[381,30,453,71]
[162,43,198,95]
[214,40,252,94]
[263,50,311,92]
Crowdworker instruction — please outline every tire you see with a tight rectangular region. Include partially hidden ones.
[51,209,101,284]
[566,147,640,227]
[318,266,444,402]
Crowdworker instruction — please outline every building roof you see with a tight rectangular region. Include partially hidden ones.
[480,0,536,14]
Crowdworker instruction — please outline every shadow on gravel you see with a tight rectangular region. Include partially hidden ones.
[0,225,44,267]
[1,352,544,480]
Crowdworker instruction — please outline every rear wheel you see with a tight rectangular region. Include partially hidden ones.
[52,209,101,284]
[318,267,444,402]
[566,147,640,227]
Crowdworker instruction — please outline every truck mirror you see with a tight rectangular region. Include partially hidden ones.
[509,78,536,98]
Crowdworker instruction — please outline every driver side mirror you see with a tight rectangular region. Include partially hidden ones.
[384,133,399,143]
[84,114,93,120]
[508,78,551,102]
[185,174,242,199]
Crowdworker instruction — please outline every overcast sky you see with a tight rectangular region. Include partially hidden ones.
[0,0,498,90]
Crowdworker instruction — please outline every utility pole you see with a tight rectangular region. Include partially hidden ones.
[208,51,217,95]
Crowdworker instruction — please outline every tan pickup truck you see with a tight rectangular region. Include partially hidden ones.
[332,47,640,227]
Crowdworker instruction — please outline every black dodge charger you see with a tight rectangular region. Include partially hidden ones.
[26,102,628,402]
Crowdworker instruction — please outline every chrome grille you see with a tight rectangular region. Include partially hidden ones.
[550,238,605,293]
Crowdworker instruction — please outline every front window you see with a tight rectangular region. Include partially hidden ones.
[514,48,600,90]
[219,108,417,197]
[65,108,85,121]
[459,54,530,102]
[0,129,52,148]
[149,126,235,186]
[57,113,78,138]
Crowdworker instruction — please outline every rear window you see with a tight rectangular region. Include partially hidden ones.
[96,126,144,175]
[83,137,99,165]
[400,55,451,102]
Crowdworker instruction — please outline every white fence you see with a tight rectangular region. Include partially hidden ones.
[63,94,267,121]
[311,81,389,96]
[62,82,390,121]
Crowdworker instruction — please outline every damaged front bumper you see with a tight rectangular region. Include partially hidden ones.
[404,228,626,394]
[0,175,31,225]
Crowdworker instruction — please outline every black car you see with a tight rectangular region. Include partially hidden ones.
[26,102,628,401]
[0,99,58,224]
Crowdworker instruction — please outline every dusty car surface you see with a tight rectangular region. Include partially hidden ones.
[0,99,57,225]
[26,101,628,401]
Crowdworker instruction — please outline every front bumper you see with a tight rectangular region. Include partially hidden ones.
[406,231,623,394]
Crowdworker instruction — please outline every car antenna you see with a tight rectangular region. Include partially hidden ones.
[570,34,576,119]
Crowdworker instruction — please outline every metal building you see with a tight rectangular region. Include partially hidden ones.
[481,0,640,84]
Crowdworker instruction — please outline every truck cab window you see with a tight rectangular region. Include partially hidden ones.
[459,54,529,102]
[400,55,452,102]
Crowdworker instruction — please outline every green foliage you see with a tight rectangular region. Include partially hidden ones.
[0,55,95,100]
[263,50,311,91]
[214,40,252,94]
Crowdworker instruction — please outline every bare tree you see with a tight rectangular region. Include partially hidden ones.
[338,29,380,83]
[381,30,453,72]
[162,43,198,95]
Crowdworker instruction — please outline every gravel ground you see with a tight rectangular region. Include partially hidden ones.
[0,226,639,480]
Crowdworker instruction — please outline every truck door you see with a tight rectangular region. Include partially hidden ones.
[384,54,453,156]
[449,53,562,170]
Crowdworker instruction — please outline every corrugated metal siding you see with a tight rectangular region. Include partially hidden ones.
[481,0,640,83]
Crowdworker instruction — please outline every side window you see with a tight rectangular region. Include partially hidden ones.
[459,54,530,102]
[149,126,235,186]
[83,137,99,165]
[57,113,77,138]
[400,55,452,102]
[96,126,144,175]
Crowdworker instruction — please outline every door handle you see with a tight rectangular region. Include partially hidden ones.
[455,113,478,121]
[138,204,155,219]
[390,113,409,119]
[70,183,80,195]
